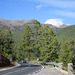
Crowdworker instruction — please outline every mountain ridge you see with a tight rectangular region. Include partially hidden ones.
[0,18,35,26]
[0,18,75,43]
[0,18,57,30]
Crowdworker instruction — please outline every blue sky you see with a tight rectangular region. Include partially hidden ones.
[0,0,75,27]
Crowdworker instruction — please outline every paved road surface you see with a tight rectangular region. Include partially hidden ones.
[0,62,42,75]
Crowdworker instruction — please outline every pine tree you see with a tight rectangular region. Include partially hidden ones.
[0,29,14,60]
[4,30,14,58]
[32,20,42,58]
[19,25,33,62]
[40,25,59,62]
[59,38,70,65]
[0,28,5,53]
[67,38,75,65]
[59,38,75,65]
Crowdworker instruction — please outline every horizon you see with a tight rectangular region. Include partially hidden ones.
[0,18,74,27]
[0,0,75,27]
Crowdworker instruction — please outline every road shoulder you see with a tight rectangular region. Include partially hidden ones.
[32,66,67,75]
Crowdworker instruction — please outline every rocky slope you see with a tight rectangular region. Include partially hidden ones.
[0,18,57,30]
[59,24,68,28]
[0,19,36,30]
[0,18,35,26]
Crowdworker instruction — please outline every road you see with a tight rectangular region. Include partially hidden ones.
[0,62,42,75]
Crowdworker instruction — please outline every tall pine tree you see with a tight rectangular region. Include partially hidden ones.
[19,25,33,62]
[32,20,42,58]
[40,25,59,62]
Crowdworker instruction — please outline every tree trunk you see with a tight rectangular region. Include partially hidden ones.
[28,53,30,63]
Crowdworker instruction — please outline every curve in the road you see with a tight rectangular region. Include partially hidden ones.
[0,62,42,75]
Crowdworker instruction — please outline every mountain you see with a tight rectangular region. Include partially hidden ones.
[0,19,57,30]
[55,25,75,42]
[0,18,35,26]
[42,24,57,30]
[59,24,68,28]
[0,18,75,43]
[0,19,57,44]
[0,19,36,30]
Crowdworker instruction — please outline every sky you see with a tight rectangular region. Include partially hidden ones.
[0,0,75,27]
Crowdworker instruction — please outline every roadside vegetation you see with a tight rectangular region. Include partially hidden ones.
[0,28,14,67]
[0,21,75,69]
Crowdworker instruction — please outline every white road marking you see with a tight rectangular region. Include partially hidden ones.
[21,68,25,70]
[21,67,29,71]
[14,70,20,72]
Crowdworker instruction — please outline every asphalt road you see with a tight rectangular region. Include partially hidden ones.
[0,62,42,75]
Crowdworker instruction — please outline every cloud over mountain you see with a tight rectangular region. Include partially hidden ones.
[44,19,63,27]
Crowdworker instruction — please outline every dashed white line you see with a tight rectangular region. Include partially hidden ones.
[21,67,29,71]
[14,70,20,72]
[21,68,25,70]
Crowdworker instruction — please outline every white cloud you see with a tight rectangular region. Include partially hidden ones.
[56,11,75,18]
[45,19,63,27]
[31,0,75,9]
[36,5,43,9]
[36,4,47,9]
[46,10,75,18]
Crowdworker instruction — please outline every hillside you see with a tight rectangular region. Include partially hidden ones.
[0,19,57,43]
[55,25,75,42]
[0,19,75,43]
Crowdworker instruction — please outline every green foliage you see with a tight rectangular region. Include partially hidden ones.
[17,25,33,61]
[40,25,59,62]
[32,20,42,58]
[0,28,14,59]
[67,38,75,65]
[16,22,59,62]
[59,38,75,65]
[1,21,74,65]
[9,20,74,64]
[59,38,69,65]
[33,20,40,25]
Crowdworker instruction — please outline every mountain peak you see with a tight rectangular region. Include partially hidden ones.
[59,24,68,28]
[0,19,35,26]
